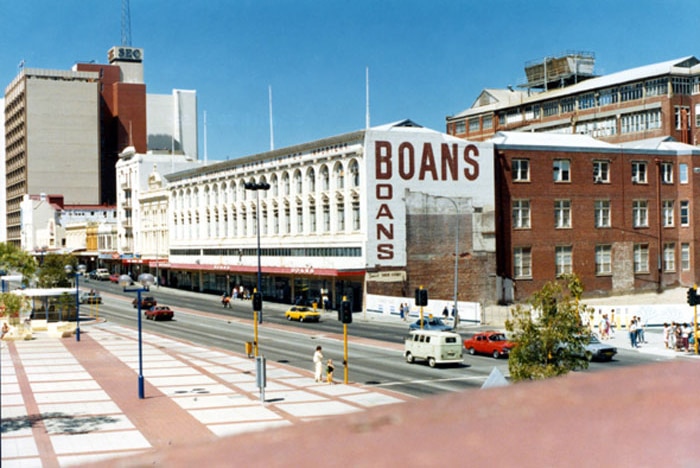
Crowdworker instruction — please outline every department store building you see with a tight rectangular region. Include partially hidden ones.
[152,121,496,311]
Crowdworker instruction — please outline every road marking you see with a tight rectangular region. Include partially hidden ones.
[365,375,487,388]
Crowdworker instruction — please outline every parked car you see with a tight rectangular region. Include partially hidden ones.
[285,305,321,322]
[408,317,453,331]
[109,273,121,283]
[145,305,174,321]
[79,291,102,304]
[133,296,157,309]
[583,335,617,361]
[94,268,110,280]
[463,331,515,359]
[404,330,463,367]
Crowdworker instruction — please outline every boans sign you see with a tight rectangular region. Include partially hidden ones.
[366,129,493,268]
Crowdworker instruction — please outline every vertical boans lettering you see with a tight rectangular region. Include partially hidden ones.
[375,184,394,260]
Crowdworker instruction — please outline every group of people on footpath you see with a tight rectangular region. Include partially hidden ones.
[663,322,696,352]
[221,286,253,308]
[312,345,335,384]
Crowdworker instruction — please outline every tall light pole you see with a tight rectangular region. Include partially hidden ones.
[244,181,270,324]
[120,273,155,399]
[436,196,460,327]
[65,264,87,341]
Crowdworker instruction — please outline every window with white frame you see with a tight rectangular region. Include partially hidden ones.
[514,247,532,279]
[555,200,572,228]
[680,200,690,226]
[593,160,610,183]
[512,159,530,182]
[631,162,647,183]
[555,246,573,277]
[675,106,690,130]
[323,203,330,232]
[309,203,317,232]
[681,243,691,271]
[663,243,676,272]
[632,200,648,227]
[337,203,345,231]
[595,245,612,275]
[661,162,673,184]
[469,118,479,132]
[696,103,700,127]
[296,205,303,233]
[352,201,360,231]
[595,200,611,228]
[679,163,689,184]
[634,244,649,273]
[663,200,674,227]
[483,115,493,129]
[284,205,291,233]
[553,159,571,182]
[455,120,466,134]
[512,200,531,229]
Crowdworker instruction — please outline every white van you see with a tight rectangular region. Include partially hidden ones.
[404,330,463,367]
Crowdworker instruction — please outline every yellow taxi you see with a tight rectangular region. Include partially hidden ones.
[284,305,321,322]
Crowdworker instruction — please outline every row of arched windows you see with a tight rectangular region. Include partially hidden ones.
[170,158,362,241]
[171,159,360,212]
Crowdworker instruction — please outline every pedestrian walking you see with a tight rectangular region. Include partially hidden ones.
[442,306,449,319]
[313,346,324,382]
[663,323,671,349]
[629,318,638,348]
[326,358,335,384]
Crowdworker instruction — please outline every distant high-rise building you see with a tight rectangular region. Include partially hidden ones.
[3,45,198,246]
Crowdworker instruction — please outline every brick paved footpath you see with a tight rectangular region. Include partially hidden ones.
[1,322,409,467]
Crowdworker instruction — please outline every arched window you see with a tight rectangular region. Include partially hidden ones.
[334,163,344,189]
[307,168,316,192]
[320,165,329,191]
[349,160,360,187]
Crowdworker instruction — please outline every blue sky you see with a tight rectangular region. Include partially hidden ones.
[2,0,699,161]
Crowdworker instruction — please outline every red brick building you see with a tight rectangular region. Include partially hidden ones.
[447,54,700,148]
[493,132,699,301]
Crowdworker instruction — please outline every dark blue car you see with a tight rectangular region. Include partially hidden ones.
[409,317,453,331]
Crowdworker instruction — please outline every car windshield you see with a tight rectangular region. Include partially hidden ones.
[589,336,601,344]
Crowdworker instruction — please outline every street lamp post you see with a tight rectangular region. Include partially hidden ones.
[65,264,87,342]
[436,196,460,326]
[120,273,155,399]
[244,181,270,324]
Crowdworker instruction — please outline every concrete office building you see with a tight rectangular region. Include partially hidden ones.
[3,45,198,247]
[447,54,700,147]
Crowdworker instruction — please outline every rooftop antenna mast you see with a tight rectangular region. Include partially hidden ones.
[121,0,132,46]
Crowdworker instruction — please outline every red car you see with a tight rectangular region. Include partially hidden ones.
[463,331,514,359]
[145,305,174,321]
[109,273,121,283]
[132,296,157,309]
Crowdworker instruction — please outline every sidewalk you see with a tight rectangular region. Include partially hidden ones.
[1,321,410,467]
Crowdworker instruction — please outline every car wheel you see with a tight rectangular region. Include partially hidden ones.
[468,347,476,355]
[405,352,414,364]
[492,350,501,359]
[428,357,437,368]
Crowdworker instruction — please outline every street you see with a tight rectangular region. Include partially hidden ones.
[82,281,673,398]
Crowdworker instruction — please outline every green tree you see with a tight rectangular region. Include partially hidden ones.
[505,274,591,381]
[0,242,38,287]
[36,253,77,288]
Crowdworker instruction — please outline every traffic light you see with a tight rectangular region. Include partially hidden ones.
[252,292,262,311]
[687,288,698,306]
[340,300,352,324]
[415,288,428,307]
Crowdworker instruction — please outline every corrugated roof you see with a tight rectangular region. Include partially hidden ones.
[490,131,616,149]
[451,56,698,119]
